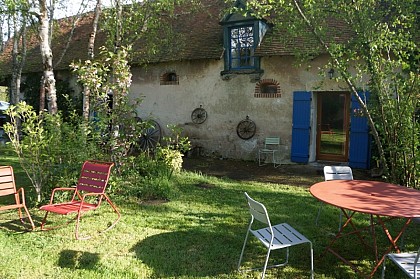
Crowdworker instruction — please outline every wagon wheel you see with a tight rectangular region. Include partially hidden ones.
[191,106,207,124]
[138,119,162,151]
[236,116,256,140]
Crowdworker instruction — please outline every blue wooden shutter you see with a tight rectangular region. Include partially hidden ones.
[291,91,311,163]
[349,92,371,169]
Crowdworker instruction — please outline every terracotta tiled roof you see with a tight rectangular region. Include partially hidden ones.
[131,0,225,64]
[0,0,353,76]
[0,13,107,75]
[255,17,354,56]
[0,1,227,76]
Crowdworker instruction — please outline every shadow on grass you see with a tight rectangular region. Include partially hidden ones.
[58,250,100,269]
[131,228,241,278]
[0,216,34,232]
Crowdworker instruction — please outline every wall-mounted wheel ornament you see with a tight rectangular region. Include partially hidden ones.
[236,116,256,140]
[138,119,162,151]
[191,105,207,124]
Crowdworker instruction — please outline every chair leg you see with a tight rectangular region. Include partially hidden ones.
[339,211,343,232]
[315,203,323,225]
[273,153,279,168]
[76,196,121,240]
[381,256,387,279]
[238,229,251,271]
[261,248,272,279]
[75,209,84,240]
[309,242,314,279]
[21,206,35,230]
[40,211,49,230]
[258,152,264,166]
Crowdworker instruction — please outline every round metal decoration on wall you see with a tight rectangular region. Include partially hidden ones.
[138,119,162,151]
[236,116,256,140]
[191,105,207,124]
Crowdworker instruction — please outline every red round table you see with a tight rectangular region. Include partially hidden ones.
[310,180,420,278]
[310,180,420,217]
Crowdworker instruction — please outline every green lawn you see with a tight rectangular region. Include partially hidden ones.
[0,149,416,278]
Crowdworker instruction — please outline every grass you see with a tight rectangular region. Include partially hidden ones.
[0,148,417,278]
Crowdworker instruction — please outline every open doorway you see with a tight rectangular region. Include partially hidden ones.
[316,91,350,162]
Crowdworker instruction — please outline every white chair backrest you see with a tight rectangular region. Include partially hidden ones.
[265,137,280,147]
[244,192,271,226]
[324,166,353,181]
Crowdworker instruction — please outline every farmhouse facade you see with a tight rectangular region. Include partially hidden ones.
[0,0,371,168]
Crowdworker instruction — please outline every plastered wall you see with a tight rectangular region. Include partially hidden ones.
[129,54,346,162]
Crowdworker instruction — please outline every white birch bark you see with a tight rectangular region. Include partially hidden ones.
[38,0,57,114]
[10,11,27,105]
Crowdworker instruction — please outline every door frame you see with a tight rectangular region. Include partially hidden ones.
[316,91,350,162]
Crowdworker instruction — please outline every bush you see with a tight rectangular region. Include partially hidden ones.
[137,176,175,201]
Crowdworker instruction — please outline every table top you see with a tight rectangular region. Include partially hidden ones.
[310,180,420,218]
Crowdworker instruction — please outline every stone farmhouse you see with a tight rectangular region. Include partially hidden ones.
[0,0,371,169]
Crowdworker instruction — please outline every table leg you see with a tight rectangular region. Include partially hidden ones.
[323,211,412,279]
[371,214,378,262]
[368,217,412,278]
[323,209,373,277]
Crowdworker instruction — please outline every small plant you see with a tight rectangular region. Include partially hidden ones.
[154,124,191,179]
[138,176,174,201]
[4,102,52,202]
[4,102,105,202]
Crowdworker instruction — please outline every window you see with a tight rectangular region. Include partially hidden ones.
[160,72,179,85]
[220,2,268,78]
[254,79,281,98]
[229,26,255,70]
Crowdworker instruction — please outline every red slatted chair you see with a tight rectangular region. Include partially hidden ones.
[40,160,120,240]
[0,166,35,231]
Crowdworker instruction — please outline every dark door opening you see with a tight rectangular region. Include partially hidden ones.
[316,92,350,162]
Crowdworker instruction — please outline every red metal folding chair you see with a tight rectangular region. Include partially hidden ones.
[40,160,120,240]
[0,166,35,231]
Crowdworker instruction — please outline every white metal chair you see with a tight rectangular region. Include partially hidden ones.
[315,166,353,231]
[382,247,420,278]
[238,192,314,279]
[258,137,280,168]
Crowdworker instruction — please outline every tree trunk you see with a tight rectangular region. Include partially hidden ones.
[38,0,57,114]
[292,0,387,171]
[0,15,3,52]
[39,76,45,111]
[10,12,27,105]
[83,0,102,121]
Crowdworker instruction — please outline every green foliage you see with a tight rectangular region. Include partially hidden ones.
[242,0,419,187]
[21,73,80,119]
[3,98,189,202]
[71,46,147,173]
[155,148,184,177]
[0,159,415,278]
[137,176,174,201]
[3,102,104,202]
[100,0,201,62]
[164,124,192,154]
[150,124,192,181]
[71,46,192,201]
[110,154,177,201]
[3,101,51,202]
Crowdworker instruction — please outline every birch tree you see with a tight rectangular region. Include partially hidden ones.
[0,0,31,105]
[36,0,57,114]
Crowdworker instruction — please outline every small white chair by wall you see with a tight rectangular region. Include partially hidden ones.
[238,192,314,279]
[258,137,281,168]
